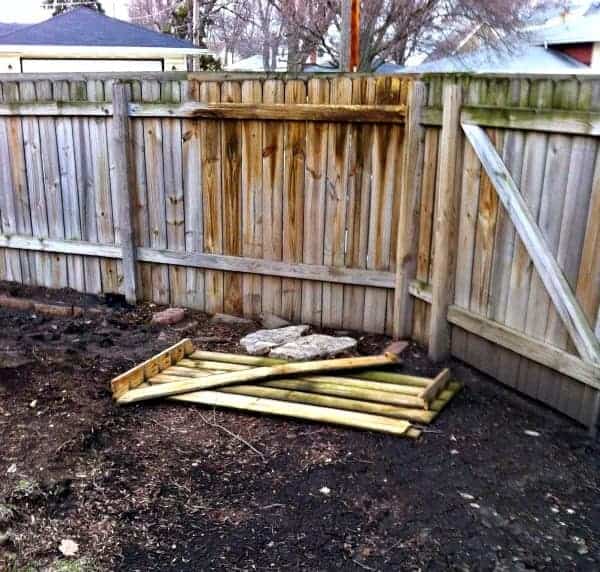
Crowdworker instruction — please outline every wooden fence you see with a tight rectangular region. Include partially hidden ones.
[0,72,598,431]
[0,74,408,336]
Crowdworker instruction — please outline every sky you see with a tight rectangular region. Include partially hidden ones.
[1,0,130,23]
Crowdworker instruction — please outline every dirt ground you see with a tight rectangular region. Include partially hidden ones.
[0,283,599,572]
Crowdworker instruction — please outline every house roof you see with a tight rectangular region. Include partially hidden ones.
[0,23,28,37]
[0,7,202,51]
[404,43,587,74]
[533,10,600,45]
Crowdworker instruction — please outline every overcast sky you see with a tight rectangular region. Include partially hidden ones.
[2,0,130,23]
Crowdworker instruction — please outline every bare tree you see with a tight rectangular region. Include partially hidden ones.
[43,0,104,15]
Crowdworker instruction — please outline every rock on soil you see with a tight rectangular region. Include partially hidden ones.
[270,334,357,360]
[210,313,255,325]
[259,312,291,329]
[240,325,310,355]
[151,308,186,326]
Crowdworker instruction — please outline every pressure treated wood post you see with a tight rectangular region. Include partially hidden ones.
[111,82,138,304]
[429,81,463,362]
[393,80,426,339]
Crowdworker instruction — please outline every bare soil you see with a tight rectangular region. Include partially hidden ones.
[0,283,599,572]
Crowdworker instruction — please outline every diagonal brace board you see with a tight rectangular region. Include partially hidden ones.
[462,123,600,365]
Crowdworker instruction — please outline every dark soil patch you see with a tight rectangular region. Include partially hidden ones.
[0,282,598,571]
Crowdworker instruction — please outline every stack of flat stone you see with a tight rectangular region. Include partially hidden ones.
[240,325,357,360]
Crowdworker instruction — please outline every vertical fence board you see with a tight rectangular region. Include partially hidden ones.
[261,79,285,317]
[323,77,352,329]
[281,80,306,322]
[301,78,329,326]
[200,81,224,314]
[54,80,85,292]
[182,80,205,310]
[342,77,375,332]
[88,80,119,294]
[142,79,169,303]
[161,81,187,306]
[241,79,264,317]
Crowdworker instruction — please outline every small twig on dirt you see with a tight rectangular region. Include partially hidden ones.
[198,411,267,461]
[352,559,376,571]
[55,436,78,453]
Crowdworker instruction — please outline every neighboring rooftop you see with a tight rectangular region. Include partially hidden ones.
[0,7,201,50]
[404,42,588,74]
[0,23,28,37]
[533,10,600,44]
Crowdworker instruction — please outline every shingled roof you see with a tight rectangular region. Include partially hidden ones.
[0,7,201,50]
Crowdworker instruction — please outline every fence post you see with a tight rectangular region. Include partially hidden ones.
[393,80,426,340]
[111,82,138,304]
[429,80,463,362]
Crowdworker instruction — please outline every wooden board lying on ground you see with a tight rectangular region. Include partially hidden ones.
[110,341,459,438]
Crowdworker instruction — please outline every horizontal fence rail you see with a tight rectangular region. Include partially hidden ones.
[0,101,407,123]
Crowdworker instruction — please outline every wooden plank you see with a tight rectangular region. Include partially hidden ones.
[200,81,224,314]
[241,79,263,317]
[281,80,306,321]
[128,81,152,301]
[301,78,330,326]
[0,235,121,257]
[135,246,395,287]
[429,82,463,361]
[412,128,439,345]
[181,81,204,310]
[364,77,401,333]
[342,77,375,331]
[462,105,600,136]
[20,81,50,287]
[221,80,243,315]
[419,368,451,407]
[36,80,69,290]
[393,80,426,338]
[110,338,194,399]
[576,147,600,334]
[462,123,600,364]
[111,83,138,303]
[142,79,169,304]
[53,80,85,293]
[0,233,396,288]
[261,79,285,317]
[0,84,22,283]
[88,80,119,294]
[545,136,596,349]
[71,81,102,295]
[0,101,407,123]
[170,391,418,437]
[161,81,187,306]
[117,353,400,404]
[2,82,32,285]
[323,77,352,328]
[453,134,482,309]
[448,305,600,390]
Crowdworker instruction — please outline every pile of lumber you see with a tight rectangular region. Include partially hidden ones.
[111,339,461,439]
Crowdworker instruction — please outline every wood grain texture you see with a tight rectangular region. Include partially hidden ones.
[261,79,285,317]
[200,81,224,314]
[181,80,205,310]
[301,78,330,326]
[323,77,352,328]
[241,79,263,317]
[342,77,375,332]
[221,81,243,315]
[281,80,306,321]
